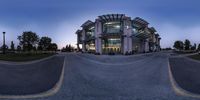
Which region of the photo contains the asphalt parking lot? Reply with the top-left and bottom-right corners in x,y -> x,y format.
44,52 -> 197,100
1,52 -> 200,100
0,56 -> 64,95
169,57 -> 200,94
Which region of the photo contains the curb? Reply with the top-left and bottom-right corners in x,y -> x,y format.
168,58 -> 200,98
0,56 -> 66,99
170,53 -> 198,58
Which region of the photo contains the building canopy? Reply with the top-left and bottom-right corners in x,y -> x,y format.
98,14 -> 125,22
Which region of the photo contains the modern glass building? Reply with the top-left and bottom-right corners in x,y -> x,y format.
76,14 -> 161,54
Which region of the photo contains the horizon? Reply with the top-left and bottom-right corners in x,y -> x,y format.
0,0 -> 200,49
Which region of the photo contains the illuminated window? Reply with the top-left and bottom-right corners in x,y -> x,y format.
103,21 -> 122,33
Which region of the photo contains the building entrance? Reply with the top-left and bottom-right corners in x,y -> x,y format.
102,38 -> 121,54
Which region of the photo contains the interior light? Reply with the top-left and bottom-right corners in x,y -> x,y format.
115,25 -> 120,28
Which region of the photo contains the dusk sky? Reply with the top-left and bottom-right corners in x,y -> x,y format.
0,0 -> 200,49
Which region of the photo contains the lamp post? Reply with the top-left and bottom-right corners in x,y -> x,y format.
2,32 -> 6,54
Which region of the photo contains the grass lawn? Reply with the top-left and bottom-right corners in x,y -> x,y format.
188,54 -> 200,61
0,53 -> 56,62
174,50 -> 197,54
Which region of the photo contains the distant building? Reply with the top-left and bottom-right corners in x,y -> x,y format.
75,14 -> 161,54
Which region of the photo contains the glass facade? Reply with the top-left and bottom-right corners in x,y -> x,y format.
77,14 -> 161,54
85,27 -> 95,52
103,21 -> 122,33
102,38 -> 121,53
86,40 -> 95,52
86,26 -> 95,39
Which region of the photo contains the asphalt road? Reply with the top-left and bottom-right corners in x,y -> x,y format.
169,57 -> 200,94
0,56 -> 64,95
2,52 -> 199,100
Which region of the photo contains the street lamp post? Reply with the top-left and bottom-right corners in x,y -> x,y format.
2,32 -> 6,54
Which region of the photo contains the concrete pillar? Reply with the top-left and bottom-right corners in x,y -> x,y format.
77,43 -> 80,51
128,33 -> 132,52
152,34 -> 156,52
95,19 -> 102,54
155,36 -> 161,52
140,40 -> 145,53
144,39 -> 149,52
123,17 -> 132,54
82,29 -> 86,52
158,38 -> 161,51
76,34 -> 80,51
123,36 -> 128,54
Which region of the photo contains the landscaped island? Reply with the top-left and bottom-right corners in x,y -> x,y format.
188,54 -> 200,61
0,53 -> 56,62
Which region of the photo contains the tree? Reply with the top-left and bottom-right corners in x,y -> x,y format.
17,45 -> 22,52
173,41 -> 184,50
1,44 -> 8,51
198,44 -> 200,51
48,43 -> 58,52
191,43 -> 197,50
184,39 -> 191,50
66,44 -> 73,52
38,36 -> 52,51
61,47 -> 66,52
68,44 -> 71,52
18,31 -> 39,51
65,45 -> 69,52
10,41 -> 15,51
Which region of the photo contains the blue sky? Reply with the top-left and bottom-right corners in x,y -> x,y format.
0,0 -> 200,48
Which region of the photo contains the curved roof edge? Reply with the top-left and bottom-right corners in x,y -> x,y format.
132,17 -> 149,26
98,14 -> 125,22
81,20 -> 94,27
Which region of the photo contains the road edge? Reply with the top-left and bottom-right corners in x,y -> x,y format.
168,58 -> 200,98
0,56 -> 66,99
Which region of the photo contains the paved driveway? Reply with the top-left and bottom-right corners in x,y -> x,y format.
2,52 -> 199,100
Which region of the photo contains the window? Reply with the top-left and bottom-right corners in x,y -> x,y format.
103,21 -> 122,33
86,26 -> 95,38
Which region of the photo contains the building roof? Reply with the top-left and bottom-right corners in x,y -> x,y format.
133,33 -> 151,39
98,14 -> 125,22
148,27 -> 157,32
132,17 -> 149,27
81,20 -> 94,27
75,29 -> 82,34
